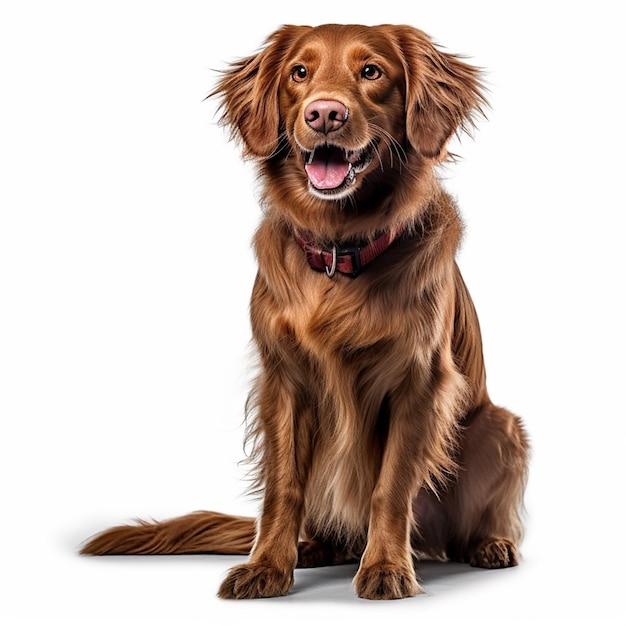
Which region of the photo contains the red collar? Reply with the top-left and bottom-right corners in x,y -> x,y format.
294,227 -> 404,278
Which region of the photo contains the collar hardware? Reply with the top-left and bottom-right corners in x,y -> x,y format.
294,228 -> 403,278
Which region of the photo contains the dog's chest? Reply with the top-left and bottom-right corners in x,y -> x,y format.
278,277 -> 390,358
283,281 -> 342,351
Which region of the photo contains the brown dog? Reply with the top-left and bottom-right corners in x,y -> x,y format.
81,24 -> 529,601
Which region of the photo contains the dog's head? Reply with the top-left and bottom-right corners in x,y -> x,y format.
213,24 -> 486,202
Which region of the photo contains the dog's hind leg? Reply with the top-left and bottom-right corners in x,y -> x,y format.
443,403 -> 529,568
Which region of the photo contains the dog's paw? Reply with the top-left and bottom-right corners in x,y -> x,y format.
468,538 -> 519,569
217,563 -> 294,599
353,563 -> 423,600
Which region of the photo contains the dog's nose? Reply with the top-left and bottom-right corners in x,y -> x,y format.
304,100 -> 348,134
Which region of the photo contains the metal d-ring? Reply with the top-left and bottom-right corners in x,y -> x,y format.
324,245 -> 337,277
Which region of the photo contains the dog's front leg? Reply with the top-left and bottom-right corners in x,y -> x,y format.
353,418 -> 424,600
354,362 -> 465,600
218,375 -> 305,599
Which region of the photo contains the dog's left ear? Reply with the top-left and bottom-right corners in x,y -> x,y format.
384,26 -> 488,159
211,25 -> 308,159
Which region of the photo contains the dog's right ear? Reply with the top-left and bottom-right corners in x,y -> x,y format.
210,25 -> 308,159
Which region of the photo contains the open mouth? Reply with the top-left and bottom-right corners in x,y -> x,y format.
302,142 -> 376,196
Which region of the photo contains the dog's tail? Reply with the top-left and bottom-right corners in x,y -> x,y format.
80,511 -> 255,556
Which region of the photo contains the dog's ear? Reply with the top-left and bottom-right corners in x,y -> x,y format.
211,25 -> 308,159
384,26 -> 487,159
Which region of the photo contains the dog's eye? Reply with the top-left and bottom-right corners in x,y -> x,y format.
361,64 -> 382,80
291,65 -> 308,82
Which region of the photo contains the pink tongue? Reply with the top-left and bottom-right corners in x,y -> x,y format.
305,147 -> 350,189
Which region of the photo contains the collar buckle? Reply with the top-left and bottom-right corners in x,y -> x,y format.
334,243 -> 361,277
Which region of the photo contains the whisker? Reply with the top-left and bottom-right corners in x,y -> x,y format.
372,142 -> 385,171
367,121 -> 408,172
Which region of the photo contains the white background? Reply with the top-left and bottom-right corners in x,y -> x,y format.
1,1 -> 624,624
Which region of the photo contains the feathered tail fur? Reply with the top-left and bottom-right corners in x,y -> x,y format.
80,511 -> 255,556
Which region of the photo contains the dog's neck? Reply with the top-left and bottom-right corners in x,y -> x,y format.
293,228 -> 404,278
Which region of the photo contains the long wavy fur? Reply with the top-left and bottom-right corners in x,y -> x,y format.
81,24 -> 528,601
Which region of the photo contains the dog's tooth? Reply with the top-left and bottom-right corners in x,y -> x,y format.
307,150 -> 315,165
346,165 -> 356,185
345,149 -> 361,164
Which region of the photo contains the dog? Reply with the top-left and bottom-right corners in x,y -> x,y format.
81,23 -> 529,601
